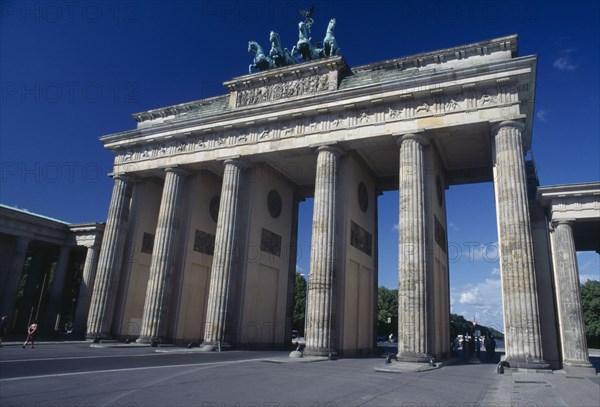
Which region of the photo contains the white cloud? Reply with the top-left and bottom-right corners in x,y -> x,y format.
459,290 -> 481,305
580,274 -> 599,283
577,253 -> 600,283
553,49 -> 578,71
472,243 -> 498,262
491,267 -> 500,276
448,222 -> 459,232
393,223 -> 399,231
536,109 -> 549,122
449,242 -> 499,263
452,278 -> 503,331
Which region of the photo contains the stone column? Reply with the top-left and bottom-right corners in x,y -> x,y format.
138,167 -> 187,343
202,159 -> 245,349
492,120 -> 548,368
305,146 -> 341,356
551,220 -> 592,368
86,175 -> 134,339
18,249 -> 48,328
0,237 -> 30,319
44,245 -> 71,329
74,245 -> 101,333
396,133 -> 429,362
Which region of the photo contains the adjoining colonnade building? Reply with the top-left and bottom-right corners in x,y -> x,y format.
0,34 -> 597,373
0,204 -> 104,335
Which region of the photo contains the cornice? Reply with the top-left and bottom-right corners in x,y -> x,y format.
100,56 -> 536,150
537,182 -> 600,204
350,34 -> 518,74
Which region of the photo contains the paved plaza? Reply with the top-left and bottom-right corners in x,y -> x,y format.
0,342 -> 598,407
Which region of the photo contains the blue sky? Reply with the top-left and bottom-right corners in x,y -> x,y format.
1,0 -> 599,331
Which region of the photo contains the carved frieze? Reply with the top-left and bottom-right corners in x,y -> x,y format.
235,73 -> 331,107
194,230 -> 215,255
115,84 -> 519,165
434,216 -> 447,253
260,228 -> 282,257
141,232 -> 154,254
551,196 -> 600,213
350,220 -> 372,256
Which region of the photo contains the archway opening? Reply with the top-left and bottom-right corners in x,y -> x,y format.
376,190 -> 399,343
576,251 -> 600,353
446,182 -> 504,362
293,197 -> 313,338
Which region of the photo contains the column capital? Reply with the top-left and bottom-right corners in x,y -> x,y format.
164,166 -> 189,177
15,236 -> 31,245
552,219 -> 576,228
491,120 -> 525,134
309,142 -> 343,157
110,173 -> 137,183
221,157 -> 248,169
315,144 -> 343,156
396,132 -> 428,147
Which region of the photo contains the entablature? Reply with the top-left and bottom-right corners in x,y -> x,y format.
104,58 -> 535,175
538,183 -> 600,222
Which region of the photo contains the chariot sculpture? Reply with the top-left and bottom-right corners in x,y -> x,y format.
248,5 -> 340,73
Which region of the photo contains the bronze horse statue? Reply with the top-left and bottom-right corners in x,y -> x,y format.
291,21 -> 323,61
248,41 -> 273,73
323,18 -> 339,57
269,31 -> 297,68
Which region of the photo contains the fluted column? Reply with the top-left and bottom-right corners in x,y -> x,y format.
202,159 -> 245,348
493,120 -> 548,368
551,220 -> 592,367
138,167 -> 187,342
86,175 -> 134,339
396,133 -> 429,362
0,237 -> 30,319
44,245 -> 71,329
74,245 -> 101,332
305,145 -> 341,356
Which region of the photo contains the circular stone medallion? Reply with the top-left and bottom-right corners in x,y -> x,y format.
358,182 -> 368,213
436,175 -> 443,207
209,196 -> 220,223
268,189 -> 282,219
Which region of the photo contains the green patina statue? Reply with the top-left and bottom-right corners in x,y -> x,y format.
248,41 -> 273,73
247,5 -> 339,73
269,31 -> 297,68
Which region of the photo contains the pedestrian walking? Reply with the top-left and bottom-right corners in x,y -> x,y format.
23,320 -> 38,349
0,315 -> 7,347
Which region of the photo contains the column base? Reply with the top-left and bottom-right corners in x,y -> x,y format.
396,351 -> 431,363
86,332 -> 112,341
563,359 -> 593,368
303,346 -> 337,358
136,336 -> 165,347
199,340 -> 232,351
504,355 -> 550,369
563,362 -> 597,376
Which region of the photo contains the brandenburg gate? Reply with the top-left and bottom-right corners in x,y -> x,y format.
81,27 -> 597,371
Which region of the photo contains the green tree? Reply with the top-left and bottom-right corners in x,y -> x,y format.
449,313 -> 472,340
377,286 -> 398,336
292,272 -> 307,335
581,280 -> 600,337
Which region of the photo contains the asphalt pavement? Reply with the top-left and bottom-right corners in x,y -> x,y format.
0,341 -> 598,407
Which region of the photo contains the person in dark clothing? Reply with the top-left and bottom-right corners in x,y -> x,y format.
0,315 -> 7,347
